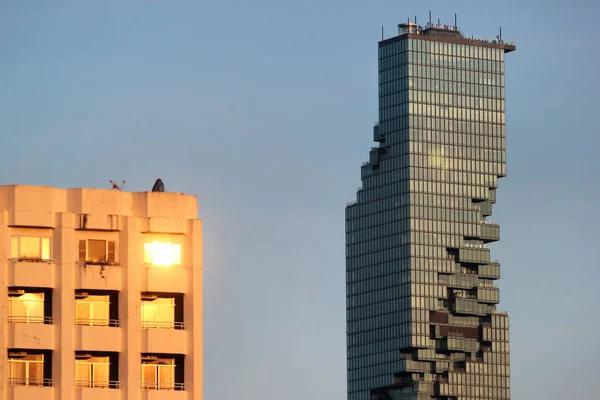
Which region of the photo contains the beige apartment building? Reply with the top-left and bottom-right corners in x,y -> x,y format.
0,185 -> 203,400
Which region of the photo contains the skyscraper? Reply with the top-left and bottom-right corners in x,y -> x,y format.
345,20 -> 515,400
0,185 -> 203,400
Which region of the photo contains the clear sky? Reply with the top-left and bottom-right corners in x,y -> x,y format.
1,0 -> 599,398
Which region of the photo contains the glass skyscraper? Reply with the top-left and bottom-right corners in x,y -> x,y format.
345,20 -> 515,400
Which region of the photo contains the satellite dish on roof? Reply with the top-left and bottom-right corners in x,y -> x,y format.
109,180 -> 126,191
152,179 -> 165,192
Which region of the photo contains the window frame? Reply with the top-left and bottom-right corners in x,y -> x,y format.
74,352 -> 119,389
75,291 -> 119,327
141,355 -> 184,391
10,236 -> 51,261
78,239 -> 117,264
141,294 -> 184,330
7,350 -> 52,387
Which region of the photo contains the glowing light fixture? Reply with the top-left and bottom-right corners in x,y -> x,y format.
144,242 -> 181,266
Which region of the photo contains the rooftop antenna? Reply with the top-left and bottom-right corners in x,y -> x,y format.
109,180 -> 125,191
429,10 -> 432,26
381,25 -> 384,41
500,26 -> 502,40
455,13 -> 457,29
415,15 -> 417,25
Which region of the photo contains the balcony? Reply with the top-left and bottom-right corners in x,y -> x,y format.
480,223 -> 500,243
479,263 -> 501,280
8,322 -> 54,349
76,263 -> 121,291
8,379 -> 54,400
141,328 -> 187,354
479,201 -> 493,216
8,260 -> 55,287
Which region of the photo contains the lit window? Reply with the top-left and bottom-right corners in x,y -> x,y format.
8,351 -> 49,386
8,290 -> 49,324
141,295 -> 183,329
78,240 -> 116,263
76,293 -> 115,327
11,237 -> 51,260
141,356 -> 183,390
144,242 -> 181,266
75,354 -> 112,388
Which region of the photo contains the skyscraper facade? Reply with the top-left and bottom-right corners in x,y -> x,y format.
345,21 -> 515,400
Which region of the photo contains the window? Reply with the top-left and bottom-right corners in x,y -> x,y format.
141,355 -> 184,390
8,289 -> 52,324
11,237 -> 50,261
78,239 -> 116,263
8,350 -> 52,386
75,291 -> 118,327
141,294 -> 184,329
144,242 -> 181,266
75,353 -> 118,388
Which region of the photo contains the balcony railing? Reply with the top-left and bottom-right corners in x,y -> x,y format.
75,380 -> 120,389
7,378 -> 52,387
75,319 -> 120,327
8,316 -> 53,324
141,321 -> 185,330
141,382 -> 185,390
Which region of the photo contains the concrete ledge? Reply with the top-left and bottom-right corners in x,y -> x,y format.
8,323 -> 55,349
75,387 -> 122,400
9,261 -> 55,287
142,389 -> 188,400
141,266 -> 188,294
8,385 -> 55,400
75,325 -> 122,352
76,264 -> 122,291
141,329 -> 187,354
143,217 -> 187,234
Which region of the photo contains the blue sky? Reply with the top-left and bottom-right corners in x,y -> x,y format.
1,0 -> 599,398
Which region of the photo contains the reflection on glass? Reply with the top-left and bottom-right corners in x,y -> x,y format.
141,297 -> 175,329
144,242 -> 181,266
141,358 -> 175,390
76,295 -> 110,326
10,237 -> 51,260
9,292 -> 45,323
75,356 -> 110,387
78,240 -> 116,263
8,354 -> 44,386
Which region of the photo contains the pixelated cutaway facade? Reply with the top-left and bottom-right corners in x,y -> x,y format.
346,21 -> 515,400
0,185 -> 202,400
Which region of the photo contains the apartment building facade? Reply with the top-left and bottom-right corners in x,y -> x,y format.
0,185 -> 203,400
